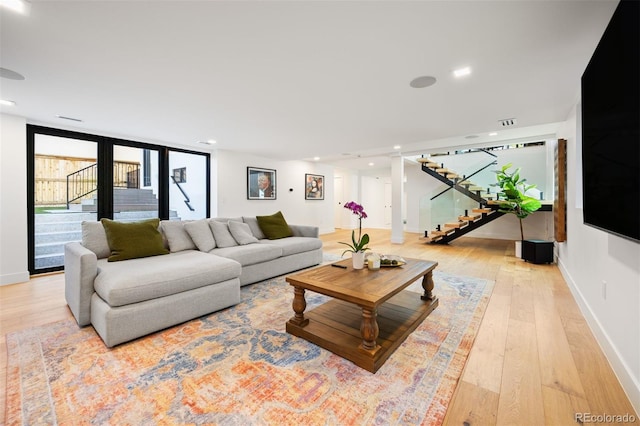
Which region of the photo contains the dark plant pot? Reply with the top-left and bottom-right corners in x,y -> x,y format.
522,240 -> 554,264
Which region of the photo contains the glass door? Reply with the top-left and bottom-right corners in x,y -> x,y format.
168,151 -> 209,220
32,133 -> 98,272
113,146 -> 159,222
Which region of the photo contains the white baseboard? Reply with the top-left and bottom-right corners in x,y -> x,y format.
557,258 -> 640,415
0,270 -> 30,286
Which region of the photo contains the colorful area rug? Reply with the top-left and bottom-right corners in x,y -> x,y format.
6,271 -> 493,425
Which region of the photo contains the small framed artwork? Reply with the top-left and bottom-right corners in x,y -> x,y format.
247,167 -> 276,200
305,174 -> 324,200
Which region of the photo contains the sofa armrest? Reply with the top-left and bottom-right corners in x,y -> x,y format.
289,224 -> 319,238
64,242 -> 98,326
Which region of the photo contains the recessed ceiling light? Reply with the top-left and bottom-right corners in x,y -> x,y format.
0,0 -> 30,14
0,67 -> 25,80
465,135 -> 479,139
0,99 -> 16,106
393,145 -> 401,150
368,162 -> 375,166
409,76 -> 437,88
489,132 -> 498,136
453,67 -> 472,78
313,156 -> 320,161
198,140 -> 216,145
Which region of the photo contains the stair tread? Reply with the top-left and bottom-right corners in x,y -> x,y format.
472,208 -> 493,213
445,221 -> 468,228
459,215 -> 481,221
419,235 -> 442,243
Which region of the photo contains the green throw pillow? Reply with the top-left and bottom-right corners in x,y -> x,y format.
256,211 -> 293,240
101,218 -> 169,262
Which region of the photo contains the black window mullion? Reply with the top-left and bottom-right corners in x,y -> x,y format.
97,140 -> 113,219
158,147 -> 170,220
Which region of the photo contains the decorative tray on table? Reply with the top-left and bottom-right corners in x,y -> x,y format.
366,254 -> 406,267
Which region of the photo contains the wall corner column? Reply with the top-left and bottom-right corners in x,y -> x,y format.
391,155 -> 404,244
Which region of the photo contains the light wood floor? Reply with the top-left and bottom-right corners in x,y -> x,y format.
1,229 -> 637,425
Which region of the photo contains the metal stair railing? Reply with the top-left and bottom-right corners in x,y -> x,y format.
66,163 -> 97,209
421,150 -> 498,205
66,162 -> 142,209
171,175 -> 195,211
419,149 -> 501,244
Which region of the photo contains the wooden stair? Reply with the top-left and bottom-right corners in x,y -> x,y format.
417,153 -> 506,244
421,206 -> 504,244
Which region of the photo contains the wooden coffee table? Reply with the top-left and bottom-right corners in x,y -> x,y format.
285,257 -> 439,373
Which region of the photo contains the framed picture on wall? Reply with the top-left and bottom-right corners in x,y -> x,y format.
247,167 -> 276,200
305,174 -> 324,200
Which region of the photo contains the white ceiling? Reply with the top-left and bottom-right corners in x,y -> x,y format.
0,1 -> 617,169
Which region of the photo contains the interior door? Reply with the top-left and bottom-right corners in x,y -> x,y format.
334,176 -> 343,229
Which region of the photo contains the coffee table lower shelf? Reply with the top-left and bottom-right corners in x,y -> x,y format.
286,290 -> 439,373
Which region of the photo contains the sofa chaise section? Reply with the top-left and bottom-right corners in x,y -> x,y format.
64,214 -> 322,347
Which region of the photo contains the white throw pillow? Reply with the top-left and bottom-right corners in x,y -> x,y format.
209,220 -> 239,248
161,220 -> 196,252
242,216 -> 266,239
81,221 -> 111,259
184,219 -> 216,252
228,220 -> 259,245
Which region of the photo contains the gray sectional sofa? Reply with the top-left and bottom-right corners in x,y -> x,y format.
64,216 -> 323,347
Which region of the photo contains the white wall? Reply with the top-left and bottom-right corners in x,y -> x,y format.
0,114 -> 29,285
214,150 -> 335,234
557,104 -> 640,412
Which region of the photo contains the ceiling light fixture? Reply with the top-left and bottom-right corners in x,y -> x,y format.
0,67 -> 25,80
313,156 -> 320,161
56,115 -> 83,122
0,99 -> 16,106
489,132 -> 498,136
409,76 -> 437,88
0,0 -> 30,14
368,162 -> 375,166
393,145 -> 401,150
453,66 -> 472,78
198,140 -> 216,145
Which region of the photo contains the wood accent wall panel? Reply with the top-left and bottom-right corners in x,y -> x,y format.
554,139 -> 567,242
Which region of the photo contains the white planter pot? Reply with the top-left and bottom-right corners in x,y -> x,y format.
515,240 -> 522,258
352,251 -> 365,269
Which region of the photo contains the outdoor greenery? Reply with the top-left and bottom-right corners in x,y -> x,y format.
35,206 -> 67,214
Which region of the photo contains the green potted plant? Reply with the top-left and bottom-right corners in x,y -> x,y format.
493,163 -> 542,256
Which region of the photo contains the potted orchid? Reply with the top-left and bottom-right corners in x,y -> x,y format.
339,201 -> 370,269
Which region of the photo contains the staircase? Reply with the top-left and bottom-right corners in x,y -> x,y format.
416,153 -> 505,244
35,194 -> 179,270
70,188 -> 161,212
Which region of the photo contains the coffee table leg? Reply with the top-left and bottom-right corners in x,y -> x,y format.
421,270 -> 435,301
359,307 -> 380,354
289,286 -> 309,327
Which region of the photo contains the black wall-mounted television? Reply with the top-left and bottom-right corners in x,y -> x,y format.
581,0 -> 639,243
